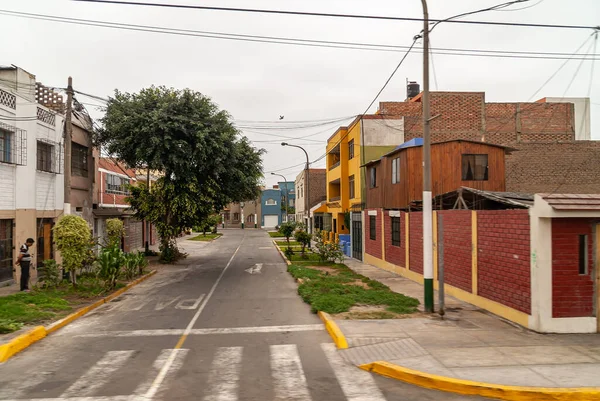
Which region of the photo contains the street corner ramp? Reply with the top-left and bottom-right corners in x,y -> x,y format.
360,361 -> 600,401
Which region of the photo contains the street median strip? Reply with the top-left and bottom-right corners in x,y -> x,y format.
318,311 -> 348,349
360,361 -> 600,401
0,270 -> 157,363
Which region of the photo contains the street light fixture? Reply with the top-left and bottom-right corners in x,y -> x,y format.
281,142 -> 310,232
271,172 -> 289,225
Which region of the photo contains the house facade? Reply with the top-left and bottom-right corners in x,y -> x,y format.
277,181 -> 295,223
222,199 -> 261,229
295,168 -> 326,230
0,66 -> 65,284
261,187 -> 282,228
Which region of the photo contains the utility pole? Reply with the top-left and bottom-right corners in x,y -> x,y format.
145,167 -> 150,253
421,0 -> 434,313
64,77 -> 74,215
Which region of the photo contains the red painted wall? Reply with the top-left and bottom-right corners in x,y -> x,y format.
409,212 -> 423,274
364,210 -> 382,259
438,211 -> 472,293
552,218 -> 595,318
477,210 -> 531,314
384,211 -> 406,267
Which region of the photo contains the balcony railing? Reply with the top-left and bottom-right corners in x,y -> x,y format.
329,161 -> 340,171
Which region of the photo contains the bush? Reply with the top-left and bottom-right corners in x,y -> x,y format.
284,247 -> 295,260
278,222 -> 297,245
294,229 -> 312,257
106,218 -> 124,247
96,244 -> 124,289
159,239 -> 186,263
53,215 -> 92,286
313,230 -> 344,263
38,259 -> 62,288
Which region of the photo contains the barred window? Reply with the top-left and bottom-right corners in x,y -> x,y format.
106,173 -> 129,194
348,139 -> 354,160
369,215 -> 376,240
391,217 -> 401,246
37,141 -> 54,173
72,143 -> 89,177
0,129 -> 12,164
349,175 -> 355,199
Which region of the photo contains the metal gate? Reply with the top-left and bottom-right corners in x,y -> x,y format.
351,213 -> 362,261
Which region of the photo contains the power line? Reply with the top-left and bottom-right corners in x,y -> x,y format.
1,10 -> 599,60
74,0 -> 600,31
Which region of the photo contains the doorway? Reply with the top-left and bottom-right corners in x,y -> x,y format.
351,213 -> 363,261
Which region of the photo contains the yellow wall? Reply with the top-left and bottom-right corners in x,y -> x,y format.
325,119 -> 362,234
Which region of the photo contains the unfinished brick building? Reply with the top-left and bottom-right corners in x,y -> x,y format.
377,92 -> 595,194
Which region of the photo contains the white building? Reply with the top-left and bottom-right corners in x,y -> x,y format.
0,66 -> 65,284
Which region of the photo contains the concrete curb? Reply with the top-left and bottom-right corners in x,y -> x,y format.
273,240 -> 292,266
0,270 -> 157,363
360,361 -> 600,401
318,311 -> 348,349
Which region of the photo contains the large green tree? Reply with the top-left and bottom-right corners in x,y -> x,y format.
97,86 -> 263,261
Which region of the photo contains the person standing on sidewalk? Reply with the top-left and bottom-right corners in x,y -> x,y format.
15,238 -> 35,292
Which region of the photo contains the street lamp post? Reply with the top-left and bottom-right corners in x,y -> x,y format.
271,172 -> 289,226
281,143 -> 309,232
240,201 -> 245,229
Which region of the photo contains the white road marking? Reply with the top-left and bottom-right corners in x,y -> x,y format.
132,349 -> 188,397
244,263 -> 263,274
75,324 -> 324,338
155,296 -> 182,310
175,294 -> 205,310
321,343 -> 386,401
126,299 -> 151,311
61,350 -> 135,398
270,344 -> 312,401
259,247 -> 271,249
203,347 -> 243,401
143,241 -> 243,399
0,396 -> 132,401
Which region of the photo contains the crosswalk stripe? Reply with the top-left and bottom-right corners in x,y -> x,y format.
203,347 -> 243,401
60,350 -> 135,398
270,344 -> 312,401
321,343 -> 386,401
133,349 -> 188,397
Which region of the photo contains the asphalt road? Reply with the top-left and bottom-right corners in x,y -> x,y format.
0,229 -> 490,401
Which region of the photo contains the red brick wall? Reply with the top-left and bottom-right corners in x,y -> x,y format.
477,210 -> 531,314
438,211 -> 472,293
364,210 -> 382,260
552,218 -> 595,318
384,211 -> 406,267
409,212 -> 423,274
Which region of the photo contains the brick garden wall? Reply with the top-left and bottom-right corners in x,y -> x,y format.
438,211 -> 472,293
477,210 -> 531,314
409,212 -> 423,274
384,211 -> 406,267
552,218 -> 595,318
364,210 -> 382,260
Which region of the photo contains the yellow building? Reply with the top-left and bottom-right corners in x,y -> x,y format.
322,115 -> 404,234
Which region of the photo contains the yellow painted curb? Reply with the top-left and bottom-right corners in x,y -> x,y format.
274,240 -> 292,266
360,361 -> 600,401
318,311 -> 348,349
0,270 -> 157,363
0,326 -> 46,363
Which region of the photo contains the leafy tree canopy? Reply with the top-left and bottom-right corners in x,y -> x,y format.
97,86 -> 263,259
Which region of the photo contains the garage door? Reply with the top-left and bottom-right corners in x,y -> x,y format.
263,215 -> 279,228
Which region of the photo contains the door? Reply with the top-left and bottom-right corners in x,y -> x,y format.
264,215 -> 279,228
351,213 -> 362,261
0,219 -> 13,282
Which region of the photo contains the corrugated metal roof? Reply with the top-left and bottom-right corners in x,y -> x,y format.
541,194 -> 600,210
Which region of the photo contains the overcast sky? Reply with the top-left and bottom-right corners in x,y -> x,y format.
2,0 -> 598,187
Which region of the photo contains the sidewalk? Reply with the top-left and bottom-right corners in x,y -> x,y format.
338,257 -> 600,388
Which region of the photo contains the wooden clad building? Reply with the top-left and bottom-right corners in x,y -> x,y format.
364,139 -> 508,210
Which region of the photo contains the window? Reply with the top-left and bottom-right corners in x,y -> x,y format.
462,154 -> 489,181
391,217 -> 401,246
369,167 -> 377,188
289,199 -> 295,207
106,173 -> 129,194
349,175 -> 355,199
224,212 -> 230,221
72,143 -> 89,177
0,129 -> 12,163
314,215 -> 324,231
579,234 -> 588,275
247,215 -> 254,223
369,216 -> 376,240
348,139 -> 354,160
233,213 -> 239,221
391,157 -> 400,184
37,141 -> 54,173
265,198 -> 277,206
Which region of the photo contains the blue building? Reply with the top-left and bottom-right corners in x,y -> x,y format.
260,182 -> 295,228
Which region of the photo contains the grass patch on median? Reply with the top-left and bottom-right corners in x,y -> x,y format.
287,264 -> 419,316
189,233 -> 223,241
0,277 -> 117,334
268,231 -> 285,238
275,240 -> 301,246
